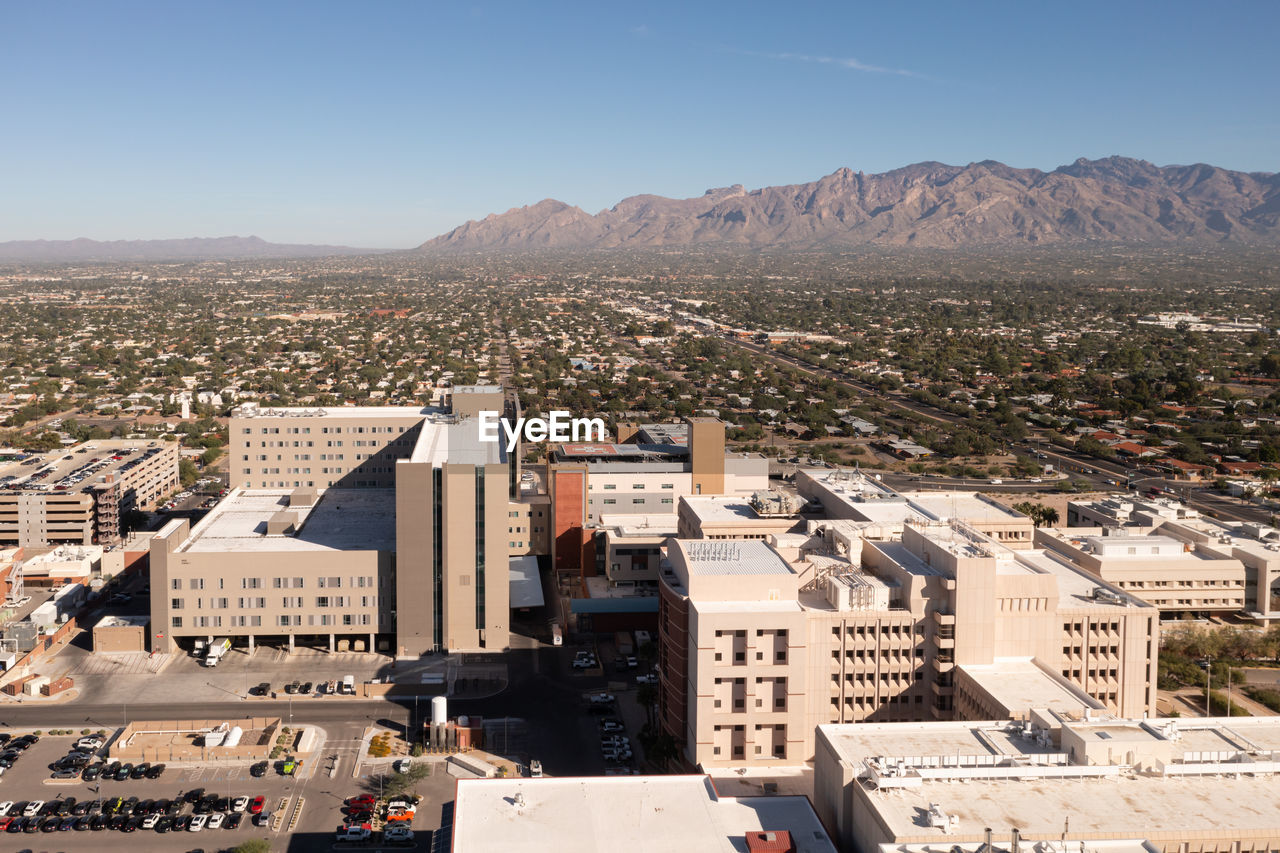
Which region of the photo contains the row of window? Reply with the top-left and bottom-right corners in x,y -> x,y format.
589,498 -> 673,505
170,596 -> 376,610
833,648 -> 926,661
593,483 -> 675,490
172,613 -> 374,628
1062,645 -> 1121,657
244,425 -> 406,435
173,576 -> 377,591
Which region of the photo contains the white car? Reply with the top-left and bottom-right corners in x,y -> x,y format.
232,796 -> 249,813
142,814 -> 160,829
0,801 -> 12,817
75,736 -> 104,751
636,674 -> 658,685
529,759 -> 543,778
208,812 -> 226,829
189,813 -> 208,832
385,825 -> 415,842
23,800 -> 44,817
337,824 -> 372,841
393,758 -> 413,774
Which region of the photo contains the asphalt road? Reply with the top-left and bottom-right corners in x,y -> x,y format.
1,644 -> 641,779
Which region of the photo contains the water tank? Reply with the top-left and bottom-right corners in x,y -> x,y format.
457,715 -> 470,728
431,695 -> 448,727
223,725 -> 244,748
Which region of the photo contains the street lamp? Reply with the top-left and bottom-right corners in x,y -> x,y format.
1204,656 -> 1213,716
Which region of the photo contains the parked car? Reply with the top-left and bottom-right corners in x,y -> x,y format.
250,761 -> 268,777
385,824 -> 415,842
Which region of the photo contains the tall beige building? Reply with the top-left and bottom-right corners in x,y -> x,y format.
658,513 -> 1158,768
150,388 -> 515,657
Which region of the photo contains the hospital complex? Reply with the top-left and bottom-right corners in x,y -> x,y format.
30,382 -> 1269,852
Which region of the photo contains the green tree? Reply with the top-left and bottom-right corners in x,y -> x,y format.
381,762 -> 431,800
179,458 -> 199,487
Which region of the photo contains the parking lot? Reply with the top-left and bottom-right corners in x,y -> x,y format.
0,727 -> 441,849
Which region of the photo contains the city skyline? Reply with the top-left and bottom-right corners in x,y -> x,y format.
3,0 -> 1278,246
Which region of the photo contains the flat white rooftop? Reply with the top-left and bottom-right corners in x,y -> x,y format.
1021,550 -> 1150,610
822,717 -> 1280,846
451,775 -> 837,853
958,657 -> 1102,717
680,540 -> 796,576
181,489 -> 395,552
509,555 -> 545,609
408,414 -> 504,467
682,496 -> 772,524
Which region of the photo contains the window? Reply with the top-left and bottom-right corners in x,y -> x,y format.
189,579 -> 204,590
171,598 -> 184,609
316,596 -> 330,608
171,617 -> 182,628
241,578 -> 261,589
632,483 -> 644,489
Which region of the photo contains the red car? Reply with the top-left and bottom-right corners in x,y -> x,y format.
345,795 -> 375,807
249,796 -> 265,815
0,818 -> 11,831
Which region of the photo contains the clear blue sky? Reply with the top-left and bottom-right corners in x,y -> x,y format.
3,1 -> 1277,247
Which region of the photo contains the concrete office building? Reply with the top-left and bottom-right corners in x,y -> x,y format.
0,440 -> 178,547
1069,496 -> 1280,620
796,469 -> 1036,548
658,516 -> 1158,769
547,418 -> 768,574
1035,526 -> 1247,616
814,715 -> 1280,853
151,388 -> 515,657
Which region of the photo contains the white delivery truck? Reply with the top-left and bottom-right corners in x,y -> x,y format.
204,637 -> 232,667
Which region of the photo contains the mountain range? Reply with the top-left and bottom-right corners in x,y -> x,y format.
0,235 -> 377,263
417,156 -> 1280,252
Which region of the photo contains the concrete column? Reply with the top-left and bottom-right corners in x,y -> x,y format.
248,635 -> 254,654
329,633 -> 335,653
288,634 -> 295,653
369,632 -> 375,654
